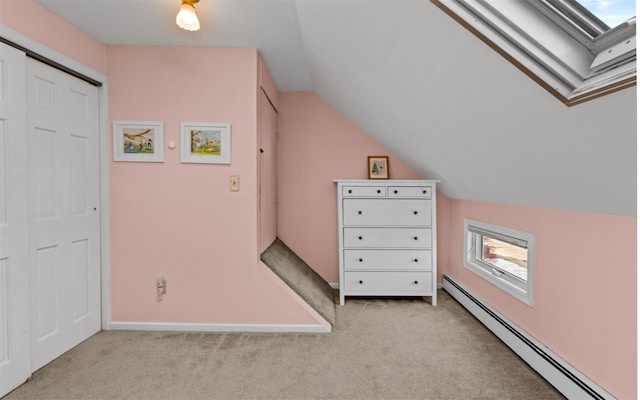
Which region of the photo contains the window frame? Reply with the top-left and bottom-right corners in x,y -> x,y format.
431,0 -> 636,106
463,218 -> 535,306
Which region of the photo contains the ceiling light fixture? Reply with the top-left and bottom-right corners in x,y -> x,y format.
176,0 -> 200,32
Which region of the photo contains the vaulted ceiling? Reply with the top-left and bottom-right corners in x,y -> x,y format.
35,0 -> 637,216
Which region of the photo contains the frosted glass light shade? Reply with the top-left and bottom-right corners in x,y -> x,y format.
176,3 -> 200,31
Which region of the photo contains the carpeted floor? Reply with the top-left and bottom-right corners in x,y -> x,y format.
4,290 -> 564,400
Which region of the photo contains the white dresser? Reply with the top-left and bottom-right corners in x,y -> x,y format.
335,180 -> 438,306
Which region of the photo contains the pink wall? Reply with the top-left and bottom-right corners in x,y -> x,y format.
447,199 -> 636,399
108,46 -> 322,326
277,92 -> 451,283
0,0 -> 107,74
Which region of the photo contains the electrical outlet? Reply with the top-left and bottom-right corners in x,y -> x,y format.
230,175 -> 240,192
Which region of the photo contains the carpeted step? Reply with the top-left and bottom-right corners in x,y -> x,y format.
261,238 -> 336,327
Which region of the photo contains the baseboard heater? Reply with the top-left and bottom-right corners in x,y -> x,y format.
442,275 -> 614,400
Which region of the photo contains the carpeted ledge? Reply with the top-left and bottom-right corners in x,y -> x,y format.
261,238 -> 336,326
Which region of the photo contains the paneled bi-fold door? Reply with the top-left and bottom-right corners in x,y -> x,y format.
26,59 -> 101,372
0,42 -> 31,399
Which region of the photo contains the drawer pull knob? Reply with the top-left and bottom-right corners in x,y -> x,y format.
359,258 -> 363,262
358,236 -> 363,240
358,210 -> 362,215
377,189 -> 381,194
394,190 -> 398,194
423,190 -> 427,194
413,236 -> 418,240
413,258 -> 419,262
413,211 -> 418,215
359,280 -> 364,284
348,189 -> 352,194
413,280 -> 419,285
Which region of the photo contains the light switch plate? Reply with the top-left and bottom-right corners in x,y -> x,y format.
230,175 -> 240,192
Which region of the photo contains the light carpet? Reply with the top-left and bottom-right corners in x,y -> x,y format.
4,290 -> 564,400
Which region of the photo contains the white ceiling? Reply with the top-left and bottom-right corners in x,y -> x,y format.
34,0 -> 637,216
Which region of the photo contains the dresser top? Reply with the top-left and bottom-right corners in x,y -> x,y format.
334,179 -> 440,184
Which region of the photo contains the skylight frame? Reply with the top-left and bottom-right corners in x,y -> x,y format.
431,0 -> 636,106
538,0 -> 610,40
526,0 -> 636,54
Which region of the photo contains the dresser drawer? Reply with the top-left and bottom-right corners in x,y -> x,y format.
343,227 -> 432,248
344,249 -> 432,271
344,271 -> 433,293
388,186 -> 432,198
342,186 -> 386,197
343,199 -> 431,226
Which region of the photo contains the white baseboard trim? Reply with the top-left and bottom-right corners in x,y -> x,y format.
442,274 -> 614,400
109,322 -> 329,333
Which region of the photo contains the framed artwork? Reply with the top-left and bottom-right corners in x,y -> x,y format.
368,156 -> 389,179
113,121 -> 164,162
180,122 -> 231,164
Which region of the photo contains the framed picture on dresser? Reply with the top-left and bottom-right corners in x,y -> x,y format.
367,156 -> 389,179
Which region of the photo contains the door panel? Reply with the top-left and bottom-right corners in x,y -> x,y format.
0,260 -> 8,358
72,239 -> 90,321
71,135 -> 89,214
27,59 -> 101,371
0,43 -> 31,398
34,127 -> 57,218
35,246 -> 58,340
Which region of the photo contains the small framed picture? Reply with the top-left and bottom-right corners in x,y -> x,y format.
113,121 -> 164,162
180,122 -> 231,164
368,156 -> 389,179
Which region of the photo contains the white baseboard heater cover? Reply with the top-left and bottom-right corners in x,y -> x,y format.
442,275 -> 615,400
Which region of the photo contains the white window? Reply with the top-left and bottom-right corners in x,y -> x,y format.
432,0 -> 636,106
464,219 -> 535,306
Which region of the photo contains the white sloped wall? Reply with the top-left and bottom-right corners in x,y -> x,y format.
294,0 -> 636,216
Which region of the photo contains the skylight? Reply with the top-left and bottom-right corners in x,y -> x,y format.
432,0 -> 636,106
576,0 -> 635,29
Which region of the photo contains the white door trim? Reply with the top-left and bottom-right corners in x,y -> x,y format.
0,25 -> 107,83
1,23 -> 111,330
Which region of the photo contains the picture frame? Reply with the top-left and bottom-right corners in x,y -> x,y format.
113,121 -> 164,162
367,156 -> 390,179
180,122 -> 231,164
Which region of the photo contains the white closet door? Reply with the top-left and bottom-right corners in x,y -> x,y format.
27,59 -> 101,371
0,43 -> 31,398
